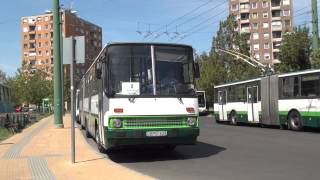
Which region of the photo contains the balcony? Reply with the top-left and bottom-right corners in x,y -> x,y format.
271,0 -> 281,10
239,0 -> 249,3
272,21 -> 282,31
241,24 -> 251,33
272,10 -> 281,20
240,3 -> 250,13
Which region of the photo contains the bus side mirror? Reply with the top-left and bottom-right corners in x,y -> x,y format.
194,63 -> 200,79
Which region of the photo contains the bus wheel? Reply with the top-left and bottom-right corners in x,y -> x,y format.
85,119 -> 91,138
230,111 -> 237,126
289,111 -> 303,131
95,127 -> 106,153
280,124 -> 287,130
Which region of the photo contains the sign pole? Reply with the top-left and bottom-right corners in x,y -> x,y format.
71,36 -> 76,163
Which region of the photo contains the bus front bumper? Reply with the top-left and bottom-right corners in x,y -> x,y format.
105,128 -> 199,148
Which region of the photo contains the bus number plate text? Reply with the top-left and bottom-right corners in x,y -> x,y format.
146,131 -> 167,137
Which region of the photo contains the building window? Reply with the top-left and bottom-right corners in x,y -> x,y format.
253,33 -> 259,40
284,20 -> 291,27
45,33 -> 49,38
264,53 -> 270,60
37,17 -> 42,22
46,59 -> 49,64
263,22 -> 269,28
23,27 -> 28,32
255,53 -> 260,60
38,42 -> 42,48
253,44 -> 259,50
262,1 -> 269,8
283,10 -> 290,16
24,35 -> 28,40
252,13 -> 258,19
264,33 -> 270,39
45,16 -> 49,21
252,2 -> 257,9
283,0 -> 290,5
38,34 -> 42,39
264,42 -> 270,49
45,41 -> 49,46
37,26 -> 42,31
38,51 -> 42,56
23,44 -> 28,49
231,4 -> 238,11
252,23 -> 258,29
46,50 -> 49,56
30,43 -> 35,49
23,19 -> 27,23
45,25 -> 49,30
263,12 -> 268,18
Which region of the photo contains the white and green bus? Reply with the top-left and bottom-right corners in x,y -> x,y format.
214,69 -> 320,131
77,42 -> 200,151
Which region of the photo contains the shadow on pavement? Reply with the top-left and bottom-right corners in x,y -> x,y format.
108,141 -> 226,163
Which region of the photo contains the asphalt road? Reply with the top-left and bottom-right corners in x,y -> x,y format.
82,116 -> 320,180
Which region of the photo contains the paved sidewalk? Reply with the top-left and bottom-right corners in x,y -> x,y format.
0,115 -> 152,180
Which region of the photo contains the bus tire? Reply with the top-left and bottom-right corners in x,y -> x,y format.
95,126 -> 106,153
85,119 -> 91,138
230,111 -> 237,126
288,111 -> 303,131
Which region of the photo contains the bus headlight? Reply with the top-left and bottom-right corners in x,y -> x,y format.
112,119 -> 122,128
187,117 -> 196,126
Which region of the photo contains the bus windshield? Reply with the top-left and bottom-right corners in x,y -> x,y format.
107,44 -> 195,97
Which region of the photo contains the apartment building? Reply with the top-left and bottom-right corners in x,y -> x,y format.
229,0 -> 293,64
21,9 -> 102,80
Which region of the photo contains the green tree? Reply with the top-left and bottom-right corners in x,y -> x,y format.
213,15 -> 260,82
276,26 -> 311,73
311,48 -> 320,68
7,69 -> 52,106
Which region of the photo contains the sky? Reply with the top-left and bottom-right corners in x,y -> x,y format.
0,0 -> 314,76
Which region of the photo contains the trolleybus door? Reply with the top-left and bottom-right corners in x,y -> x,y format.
218,90 -> 227,121
247,86 -> 259,123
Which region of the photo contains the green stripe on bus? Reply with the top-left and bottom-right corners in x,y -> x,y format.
279,111 -> 320,117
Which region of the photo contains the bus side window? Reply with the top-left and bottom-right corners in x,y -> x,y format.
282,76 -> 300,98
301,74 -> 320,97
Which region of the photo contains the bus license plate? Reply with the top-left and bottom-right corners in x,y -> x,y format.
146,131 -> 167,137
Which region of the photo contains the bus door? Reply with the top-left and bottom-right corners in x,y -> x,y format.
247,86 -> 259,123
218,90 -> 227,121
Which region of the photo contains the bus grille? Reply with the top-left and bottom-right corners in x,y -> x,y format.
123,119 -> 188,128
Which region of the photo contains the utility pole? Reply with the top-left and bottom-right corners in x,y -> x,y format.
53,0 -> 64,128
312,0 -> 319,50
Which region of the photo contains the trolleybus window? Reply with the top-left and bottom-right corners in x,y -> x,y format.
107,44 -> 195,97
282,76 -> 300,98
155,46 -> 194,96
301,74 -> 320,97
108,45 -> 153,96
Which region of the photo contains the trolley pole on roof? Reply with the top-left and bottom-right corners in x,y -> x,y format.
53,0 -> 64,128
312,0 -> 319,50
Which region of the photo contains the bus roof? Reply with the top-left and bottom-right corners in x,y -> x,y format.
107,42 -> 193,49
214,77 -> 261,89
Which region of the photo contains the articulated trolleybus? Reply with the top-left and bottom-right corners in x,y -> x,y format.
214,69 -> 320,131
77,42 -> 200,151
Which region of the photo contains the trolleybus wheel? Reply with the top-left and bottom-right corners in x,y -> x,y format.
95,127 -> 106,153
85,119 -> 91,138
230,111 -> 237,126
289,111 -> 303,131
